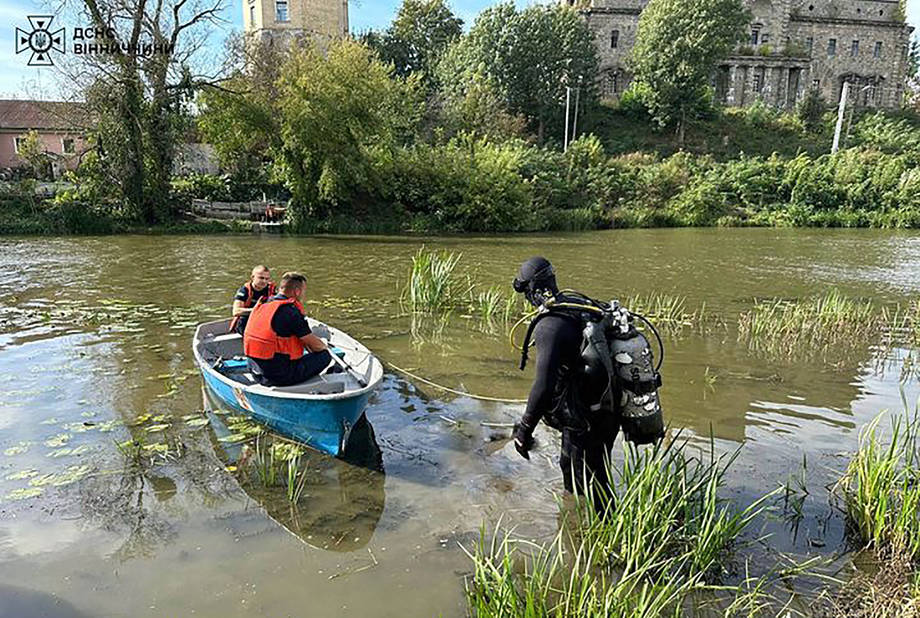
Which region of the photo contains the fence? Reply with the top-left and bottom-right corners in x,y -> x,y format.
191,199 -> 286,222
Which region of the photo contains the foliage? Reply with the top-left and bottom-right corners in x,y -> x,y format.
839,412 -> 920,560
437,2 -> 599,142
797,88 -> 826,133
362,0 -> 462,87
274,39 -> 424,226
15,130 -> 51,180
63,0 -> 219,224
466,436 -> 780,617
436,74 -> 529,142
630,0 -> 750,141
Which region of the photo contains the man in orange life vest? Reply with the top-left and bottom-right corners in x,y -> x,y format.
231,265 -> 276,334
243,272 -> 340,386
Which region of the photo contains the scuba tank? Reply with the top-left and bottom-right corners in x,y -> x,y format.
520,295 -> 665,445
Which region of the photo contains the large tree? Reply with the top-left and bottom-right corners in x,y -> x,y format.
630,0 -> 749,143
201,39 -> 424,227
437,2 -> 598,142
60,0 -> 224,222
363,0 -> 463,86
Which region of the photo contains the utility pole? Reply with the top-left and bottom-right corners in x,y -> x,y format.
572,86 -> 581,144
564,87 -> 572,152
831,81 -> 849,154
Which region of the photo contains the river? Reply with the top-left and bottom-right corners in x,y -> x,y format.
1,228 -> 919,616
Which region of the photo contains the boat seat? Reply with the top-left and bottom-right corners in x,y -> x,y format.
272,376 -> 347,395
202,333 -> 243,359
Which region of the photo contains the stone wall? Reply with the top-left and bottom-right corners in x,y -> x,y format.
579,0 -> 913,109
244,0 -> 347,45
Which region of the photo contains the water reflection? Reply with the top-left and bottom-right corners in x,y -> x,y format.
205,389 -> 385,552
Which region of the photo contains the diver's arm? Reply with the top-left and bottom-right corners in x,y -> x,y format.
520,327 -> 563,430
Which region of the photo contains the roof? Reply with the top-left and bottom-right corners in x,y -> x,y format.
0,99 -> 89,131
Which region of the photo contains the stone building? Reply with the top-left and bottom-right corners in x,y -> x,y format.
573,0 -> 914,109
243,0 -> 348,47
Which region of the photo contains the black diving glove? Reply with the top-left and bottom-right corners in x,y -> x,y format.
512,422 -> 535,460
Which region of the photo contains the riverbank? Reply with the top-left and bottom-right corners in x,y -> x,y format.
4,108 -> 919,236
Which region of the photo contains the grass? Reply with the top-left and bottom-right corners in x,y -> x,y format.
837,412 -> 920,561
401,247 -> 468,313
465,435 -> 783,617
821,410 -> 920,617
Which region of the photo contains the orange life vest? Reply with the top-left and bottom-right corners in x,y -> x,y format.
229,281 -> 277,333
241,281 -> 276,308
243,297 -> 305,360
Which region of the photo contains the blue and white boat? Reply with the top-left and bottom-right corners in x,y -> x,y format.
192,318 -> 384,457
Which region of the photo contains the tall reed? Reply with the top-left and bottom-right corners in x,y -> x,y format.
402,248 -> 467,313
838,412 -> 920,561
465,435 -> 780,617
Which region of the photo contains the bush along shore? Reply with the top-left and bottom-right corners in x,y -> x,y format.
465,412 -> 920,617
5,106 -> 920,236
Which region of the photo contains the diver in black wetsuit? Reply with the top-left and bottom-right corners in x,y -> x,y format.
511,257 -> 619,497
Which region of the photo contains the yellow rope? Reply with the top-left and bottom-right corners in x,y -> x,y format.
388,362 -> 528,404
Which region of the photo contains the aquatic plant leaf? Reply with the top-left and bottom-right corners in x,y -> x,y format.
47,448 -> 73,458
43,434 -> 70,448
145,424 -> 170,433
3,443 -> 30,456
96,420 -> 120,432
29,473 -> 58,486
143,443 -> 170,453
218,433 -> 249,444
5,469 -> 39,481
186,418 -> 209,427
5,487 -> 43,500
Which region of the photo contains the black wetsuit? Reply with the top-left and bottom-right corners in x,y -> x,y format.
522,313 -> 619,495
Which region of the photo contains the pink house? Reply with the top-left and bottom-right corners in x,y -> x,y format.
0,99 -> 89,178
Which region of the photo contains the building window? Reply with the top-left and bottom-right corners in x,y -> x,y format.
812,79 -> 821,90
753,72 -> 763,93
806,37 -> 813,54
275,0 -> 288,22
249,2 -> 255,24
751,29 -> 760,46
851,40 -> 859,57
609,72 -> 618,95
827,38 -> 836,57
874,41 -> 882,58
610,30 -> 619,49
761,34 -> 770,44
61,138 -> 75,154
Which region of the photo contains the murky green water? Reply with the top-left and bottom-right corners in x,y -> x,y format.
1,229 -> 919,616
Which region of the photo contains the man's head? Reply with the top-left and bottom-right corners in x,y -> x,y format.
513,257 -> 558,307
279,272 -> 307,300
250,265 -> 272,291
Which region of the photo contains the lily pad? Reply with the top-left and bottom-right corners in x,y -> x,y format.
186,418 -> 209,428
145,424 -> 170,433
217,433 -> 248,444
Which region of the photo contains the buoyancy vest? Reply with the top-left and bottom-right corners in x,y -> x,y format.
229,282 -> 277,333
241,281 -> 277,307
243,297 -> 305,360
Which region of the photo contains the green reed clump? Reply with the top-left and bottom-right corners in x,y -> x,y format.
465,436 -> 780,617
402,248 -> 467,313
838,412 -> 920,561
738,290 -> 893,357
625,292 -> 702,327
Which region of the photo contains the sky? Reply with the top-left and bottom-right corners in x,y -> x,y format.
1,0 -> 918,99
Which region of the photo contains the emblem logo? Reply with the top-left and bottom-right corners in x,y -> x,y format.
15,16 -> 65,66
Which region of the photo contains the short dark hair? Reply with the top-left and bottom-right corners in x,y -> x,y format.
279,272 -> 306,291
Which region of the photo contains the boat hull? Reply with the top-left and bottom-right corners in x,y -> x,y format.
200,368 -> 370,456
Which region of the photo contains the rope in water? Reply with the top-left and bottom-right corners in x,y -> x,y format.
387,362 -> 528,404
